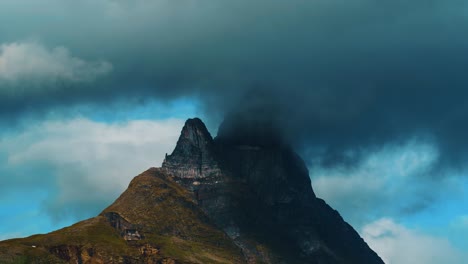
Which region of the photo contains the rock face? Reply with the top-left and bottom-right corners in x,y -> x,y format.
0,117 -> 384,264
162,118 -> 221,179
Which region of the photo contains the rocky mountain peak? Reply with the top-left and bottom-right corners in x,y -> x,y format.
178,117 -> 213,148
163,118 -> 383,263
162,118 -> 221,179
0,117 -> 384,264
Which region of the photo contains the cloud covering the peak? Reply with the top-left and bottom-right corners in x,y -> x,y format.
1,0 -> 468,171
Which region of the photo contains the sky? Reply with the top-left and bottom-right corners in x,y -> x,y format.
1,1 -> 468,263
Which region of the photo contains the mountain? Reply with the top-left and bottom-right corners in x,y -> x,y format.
0,118 -> 384,264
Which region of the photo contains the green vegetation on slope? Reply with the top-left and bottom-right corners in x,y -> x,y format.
0,168 -> 245,264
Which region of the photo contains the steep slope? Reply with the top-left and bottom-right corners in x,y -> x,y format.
0,117 -> 383,264
0,169 -> 245,264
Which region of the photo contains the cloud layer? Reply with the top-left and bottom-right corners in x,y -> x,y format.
0,118 -> 183,222
310,139 -> 445,225
0,42 -> 112,84
1,0 -> 468,172
362,218 -> 466,264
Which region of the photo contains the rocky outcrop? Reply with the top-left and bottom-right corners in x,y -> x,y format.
48,246 -> 101,264
162,118 -> 221,179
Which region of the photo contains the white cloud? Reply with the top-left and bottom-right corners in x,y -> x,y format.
0,117 -> 184,220
0,41 -> 112,89
309,140 -> 441,225
362,218 -> 465,264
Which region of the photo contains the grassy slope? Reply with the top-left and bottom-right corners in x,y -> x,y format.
0,168 -> 245,264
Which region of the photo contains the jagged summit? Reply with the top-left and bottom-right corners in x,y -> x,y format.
177,118 -> 213,149
162,118 -> 221,179
0,117 -> 384,264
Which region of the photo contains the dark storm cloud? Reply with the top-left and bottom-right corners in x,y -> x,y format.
2,0 -> 468,169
